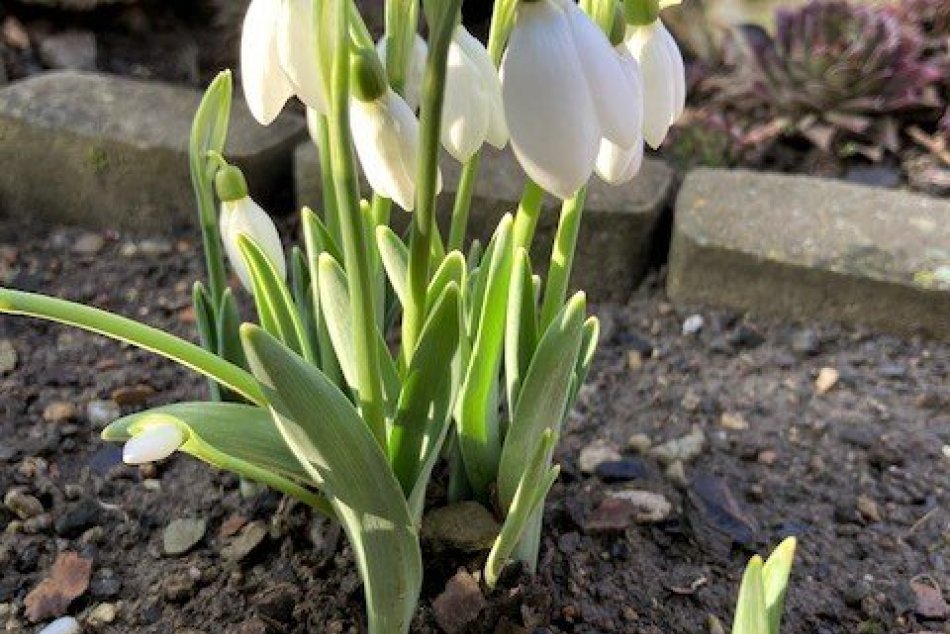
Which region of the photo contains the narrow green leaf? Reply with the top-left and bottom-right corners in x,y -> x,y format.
101,402 -> 331,516
291,246 -> 321,360
301,207 -> 345,389
240,325 -> 421,634
217,288 -> 248,373
485,429 -> 558,588
189,70 -> 232,181
569,316 -> 600,406
425,250 -> 466,316
388,284 -> 461,515
732,556 -> 769,634
376,225 -> 410,308
504,247 -> 537,412
238,235 -> 312,362
0,289 -> 264,405
497,292 -> 586,511
763,537 -> 797,634
192,282 -> 221,401
457,214 -> 513,498
301,206 -> 344,263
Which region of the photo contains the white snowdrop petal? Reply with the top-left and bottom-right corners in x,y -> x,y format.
241,0 -> 294,125
377,33 -> 428,111
350,90 -> 420,210
563,1 -> 641,148
306,106 -> 321,143
626,24 -> 676,149
502,0 -> 599,199
123,424 -> 185,465
455,26 -> 508,148
659,22 -> 687,122
220,197 -> 287,292
442,40 -> 490,162
277,0 -> 327,114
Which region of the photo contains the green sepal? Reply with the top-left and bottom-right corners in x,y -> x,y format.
497,292 -> 586,511
101,402 -> 330,516
240,324 -> 421,634
485,429 -> 559,588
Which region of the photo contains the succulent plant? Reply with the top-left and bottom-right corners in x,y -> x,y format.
713,0 -> 944,160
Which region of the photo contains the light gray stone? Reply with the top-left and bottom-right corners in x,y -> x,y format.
37,31 -> 97,71
669,169 -> 950,339
0,71 -> 305,232
163,517 -> 206,556
295,143 -> 675,301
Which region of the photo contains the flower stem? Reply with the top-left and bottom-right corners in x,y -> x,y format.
539,187 -> 587,329
312,113 -> 343,248
512,181 -> 544,250
327,0 -> 386,447
447,153 -> 481,252
402,0 -> 461,361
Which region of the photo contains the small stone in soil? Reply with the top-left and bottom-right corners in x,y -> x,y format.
607,490 -> 673,524
110,384 -> 155,406
594,458 -> 649,483
910,580 -> 950,619
720,412 -> 749,431
162,573 -> 196,603
432,570 -> 487,634
682,314 -> 704,335
42,401 -> 77,423
54,497 -> 102,538
857,495 -> 883,523
87,602 -> 117,626
86,400 -> 121,429
422,501 -> 500,552
163,518 -> 207,556
815,367 -> 840,394
221,520 -> 268,562
70,231 -> 105,255
4,488 -> 44,519
650,426 -> 706,465
627,433 -> 652,454
665,460 -> 688,487
0,338 -> 16,374
37,616 -> 81,634
790,328 -> 821,356
686,472 -> 760,551
579,440 -> 622,474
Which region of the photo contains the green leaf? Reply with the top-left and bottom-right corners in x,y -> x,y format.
426,250 -> 466,316
763,537 -> 797,634
569,316 -> 599,406
301,206 -> 344,264
376,225 -> 409,309
317,253 -> 400,413
237,235 -> 313,362
497,292 -> 586,511
189,70 -> 232,184
457,214 -> 513,498
732,555 -> 769,634
240,324 -> 421,634
0,289 -> 264,406
504,247 -> 537,412
291,246 -> 320,361
485,429 -> 559,588
217,288 -> 248,373
101,402 -> 330,516
300,207 -> 345,389
192,282 -> 220,401
388,283 -> 461,516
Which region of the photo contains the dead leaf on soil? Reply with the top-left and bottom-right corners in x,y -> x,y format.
24,551 -> 93,622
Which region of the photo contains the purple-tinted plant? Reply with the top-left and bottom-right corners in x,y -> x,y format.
722,0 -> 944,160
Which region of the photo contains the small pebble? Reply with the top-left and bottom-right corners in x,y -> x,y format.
607,490 -> 672,524
86,400 -> 121,429
594,459 -> 648,483
627,433 -> 652,454
87,602 -> 117,626
163,518 -> 207,556
0,339 -> 16,374
71,232 -> 105,256
756,450 -> 778,466
790,329 -> 821,356
856,495 -> 882,523
43,401 -> 77,423
720,412 -> 749,431
815,367 -> 839,395
4,488 -> 44,519
38,616 -> 80,634
650,426 -> 706,465
579,441 -> 622,474
682,314 -> 704,336
665,460 -> 688,487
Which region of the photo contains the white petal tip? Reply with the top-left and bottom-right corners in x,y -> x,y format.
123,424 -> 185,465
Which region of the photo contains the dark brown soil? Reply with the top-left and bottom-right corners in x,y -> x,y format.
1,218 -> 949,633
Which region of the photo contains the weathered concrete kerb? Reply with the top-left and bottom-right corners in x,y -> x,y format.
296,144 -> 677,302
668,169 -> 950,339
0,71 -> 304,233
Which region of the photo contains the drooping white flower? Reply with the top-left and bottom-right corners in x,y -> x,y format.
376,33 -> 428,111
501,0 -> 600,199
451,26 -> 508,151
350,88 -> 423,211
215,163 -> 286,292
240,0 -> 326,126
623,19 -> 686,149
123,423 -> 185,465
595,49 -> 645,184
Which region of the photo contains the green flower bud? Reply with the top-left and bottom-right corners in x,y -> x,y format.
350,47 -> 388,103
624,0 -> 659,26
214,164 -> 249,203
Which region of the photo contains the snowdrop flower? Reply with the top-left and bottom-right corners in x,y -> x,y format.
623,19 -> 685,149
501,0 -> 643,199
595,49 -> 645,184
376,33 -> 428,111
123,423 -> 185,465
350,48 -> 439,211
215,164 -> 287,291
441,25 -> 508,163
241,0 -> 326,126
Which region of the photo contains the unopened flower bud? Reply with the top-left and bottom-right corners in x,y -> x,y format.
351,47 -> 389,103
123,423 -> 184,465
214,164 -> 249,203
624,0 -> 660,26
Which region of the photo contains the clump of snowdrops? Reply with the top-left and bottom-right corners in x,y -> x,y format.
0,0 -> 688,631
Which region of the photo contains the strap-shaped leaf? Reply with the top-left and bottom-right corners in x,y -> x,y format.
497,292 -> 586,510
192,282 -> 220,401
101,402 -> 330,516
317,254 -> 400,412
238,235 -> 312,362
569,316 -> 599,407
240,325 -> 421,634
763,537 -> 797,634
457,215 -> 513,498
300,207 -> 345,389
389,283 -> 461,511
426,251 -> 466,316
301,206 -> 344,264
291,246 -> 321,361
485,429 -> 559,588
217,288 -> 248,372
504,248 -> 538,413
376,225 -> 409,309
732,555 -> 769,634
